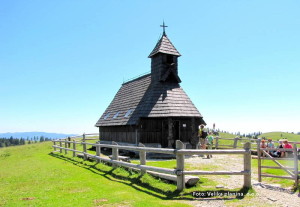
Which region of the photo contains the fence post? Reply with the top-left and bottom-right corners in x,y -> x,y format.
215,136 -> 219,149
243,142 -> 251,188
293,144 -> 298,186
72,139 -> 76,157
67,137 -> 71,148
82,133 -> 87,160
139,143 -> 146,174
64,139 -> 67,155
59,140 -> 62,153
112,141 -> 119,168
96,143 -> 101,163
176,140 -> 185,191
53,140 -> 56,151
233,137 -> 239,148
257,138 -> 262,182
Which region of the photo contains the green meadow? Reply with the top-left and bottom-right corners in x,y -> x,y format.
0,141 -> 252,207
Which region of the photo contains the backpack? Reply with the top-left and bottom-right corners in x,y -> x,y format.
200,131 -> 208,138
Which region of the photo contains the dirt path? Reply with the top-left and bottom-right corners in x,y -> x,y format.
184,155 -> 300,207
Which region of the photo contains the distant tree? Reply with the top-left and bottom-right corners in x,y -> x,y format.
14,139 -> 20,145
9,136 -> 14,144
40,136 -> 45,142
20,138 -> 25,145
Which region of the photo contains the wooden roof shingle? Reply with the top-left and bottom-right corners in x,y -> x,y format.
95,74 -> 202,127
148,34 -> 181,58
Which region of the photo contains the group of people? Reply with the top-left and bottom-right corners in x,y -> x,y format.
260,138 -> 293,157
198,124 -> 215,159
197,124 -> 295,159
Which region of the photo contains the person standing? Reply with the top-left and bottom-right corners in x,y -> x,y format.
206,132 -> 214,159
198,124 -> 208,150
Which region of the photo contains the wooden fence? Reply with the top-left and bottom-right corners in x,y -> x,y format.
52,135 -> 252,191
255,138 -> 299,186
215,137 -> 299,186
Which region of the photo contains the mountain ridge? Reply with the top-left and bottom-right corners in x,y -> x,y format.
0,132 -> 78,139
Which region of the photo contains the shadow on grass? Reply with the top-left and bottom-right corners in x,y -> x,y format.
48,152 -> 251,201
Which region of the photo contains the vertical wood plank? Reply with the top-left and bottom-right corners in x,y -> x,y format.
59,140 -> 62,153
243,142 -> 251,188
112,141 -> 119,168
67,137 -> 71,148
257,138 -> 262,182
135,129 -> 138,145
139,143 -> 146,174
168,118 -> 173,148
215,136 -> 219,149
233,137 -> 239,148
64,140 -> 67,154
176,140 -> 185,191
72,140 -> 76,157
96,143 -> 101,163
53,141 -> 56,151
293,144 -> 298,186
82,133 -> 87,160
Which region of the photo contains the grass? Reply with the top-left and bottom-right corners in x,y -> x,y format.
251,158 -> 300,188
0,142 -> 258,207
0,142 -> 190,207
261,132 -> 300,142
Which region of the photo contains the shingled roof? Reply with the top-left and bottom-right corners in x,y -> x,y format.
95,74 -> 202,127
148,34 -> 181,58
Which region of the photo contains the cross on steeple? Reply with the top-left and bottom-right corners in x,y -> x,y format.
160,21 -> 168,36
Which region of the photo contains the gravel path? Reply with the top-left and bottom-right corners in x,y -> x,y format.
184,155 -> 300,207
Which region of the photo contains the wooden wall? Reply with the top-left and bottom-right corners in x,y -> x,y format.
99,125 -> 138,144
140,117 -> 202,148
99,117 -> 203,148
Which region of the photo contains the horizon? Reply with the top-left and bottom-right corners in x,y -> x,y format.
1,130 -> 299,137
1,1 -> 299,134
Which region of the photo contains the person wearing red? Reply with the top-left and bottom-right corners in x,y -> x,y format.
260,139 -> 267,156
283,140 -> 293,157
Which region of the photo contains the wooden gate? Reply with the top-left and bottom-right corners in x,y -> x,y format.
256,139 -> 299,186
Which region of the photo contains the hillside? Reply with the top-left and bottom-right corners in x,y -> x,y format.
219,131 -> 300,142
260,132 -> 300,142
0,132 -> 77,139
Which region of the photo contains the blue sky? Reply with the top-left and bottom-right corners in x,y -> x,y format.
1,0 -> 299,134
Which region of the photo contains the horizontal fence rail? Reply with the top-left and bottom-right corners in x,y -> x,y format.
52,135 -> 252,191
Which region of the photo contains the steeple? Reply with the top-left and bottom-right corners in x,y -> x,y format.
148,22 -> 181,58
161,21 -> 168,36
149,22 -> 181,83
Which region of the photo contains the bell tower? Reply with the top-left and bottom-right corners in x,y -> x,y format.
148,22 -> 181,84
